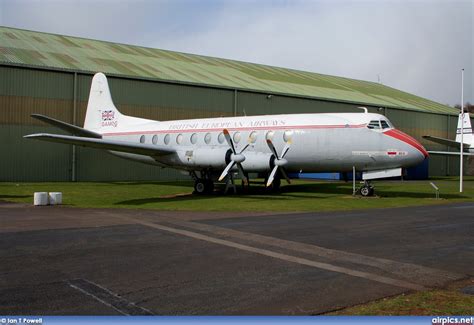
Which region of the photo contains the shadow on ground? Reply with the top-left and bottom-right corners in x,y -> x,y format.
0,194 -> 31,199
114,181 -> 468,206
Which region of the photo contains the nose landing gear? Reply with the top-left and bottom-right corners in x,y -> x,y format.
359,181 -> 375,197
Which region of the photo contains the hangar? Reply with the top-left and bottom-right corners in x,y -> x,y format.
0,26 -> 470,182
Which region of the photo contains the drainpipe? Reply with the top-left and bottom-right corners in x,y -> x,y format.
72,72 -> 77,182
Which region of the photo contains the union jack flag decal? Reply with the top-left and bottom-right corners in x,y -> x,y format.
101,110 -> 115,121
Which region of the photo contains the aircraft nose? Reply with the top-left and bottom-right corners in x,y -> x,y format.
383,129 -> 429,162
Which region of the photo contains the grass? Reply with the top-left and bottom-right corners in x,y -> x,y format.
0,177 -> 473,212
328,279 -> 474,315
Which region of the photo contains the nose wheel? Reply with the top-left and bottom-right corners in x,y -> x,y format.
359,181 -> 375,197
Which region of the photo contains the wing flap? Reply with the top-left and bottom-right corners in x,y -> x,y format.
24,133 -> 174,157
31,114 -> 102,138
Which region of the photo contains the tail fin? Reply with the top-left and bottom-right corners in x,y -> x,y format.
84,73 -> 152,132
455,111 -> 473,145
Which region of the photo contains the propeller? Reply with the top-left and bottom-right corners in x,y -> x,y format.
266,139 -> 291,187
218,129 -> 250,183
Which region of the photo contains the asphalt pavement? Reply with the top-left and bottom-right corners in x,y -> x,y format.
0,201 -> 472,315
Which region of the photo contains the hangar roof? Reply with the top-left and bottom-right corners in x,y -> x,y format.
0,26 -> 458,115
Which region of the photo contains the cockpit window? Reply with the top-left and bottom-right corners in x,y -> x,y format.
367,120 -> 381,129
380,120 -> 391,129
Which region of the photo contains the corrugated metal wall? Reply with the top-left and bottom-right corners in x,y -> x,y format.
0,65 -> 466,181
0,66 -> 73,181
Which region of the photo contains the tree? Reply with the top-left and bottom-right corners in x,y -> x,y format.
454,102 -> 473,113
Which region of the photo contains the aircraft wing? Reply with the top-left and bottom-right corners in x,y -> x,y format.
24,133 -> 175,157
31,114 -> 102,138
427,151 -> 474,156
422,135 -> 470,150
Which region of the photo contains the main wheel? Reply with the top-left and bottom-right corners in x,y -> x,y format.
194,179 -> 207,194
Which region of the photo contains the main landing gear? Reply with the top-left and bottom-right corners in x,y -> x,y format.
191,171 -> 214,194
359,181 -> 375,197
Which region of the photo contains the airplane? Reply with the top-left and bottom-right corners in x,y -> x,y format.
25,72 -> 428,196
423,112 -> 474,156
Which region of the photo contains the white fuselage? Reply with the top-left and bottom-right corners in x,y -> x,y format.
99,112 -> 427,175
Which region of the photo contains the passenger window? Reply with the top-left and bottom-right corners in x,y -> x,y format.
218,132 -> 225,144
152,135 -> 158,145
283,130 -> 293,142
204,133 -> 212,144
139,135 -> 145,143
190,133 -> 197,144
164,134 -> 170,145
381,121 -> 390,129
266,131 -> 274,141
367,120 -> 381,129
249,131 -> 258,143
233,132 -> 241,143
176,134 -> 183,144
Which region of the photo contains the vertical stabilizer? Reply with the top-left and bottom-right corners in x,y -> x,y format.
84,73 -> 122,131
84,73 -> 153,132
455,112 -> 473,146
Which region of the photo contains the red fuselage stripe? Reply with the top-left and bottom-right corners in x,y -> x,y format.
384,129 -> 429,158
102,124 -> 367,136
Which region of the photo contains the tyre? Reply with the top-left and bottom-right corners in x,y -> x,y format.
194,179 -> 207,194
360,186 -> 371,197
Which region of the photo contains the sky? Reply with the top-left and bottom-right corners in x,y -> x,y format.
0,0 -> 472,107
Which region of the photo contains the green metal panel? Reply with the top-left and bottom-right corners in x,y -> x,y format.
76,74 -> 234,114
0,26 -> 458,115
429,155 -> 448,176
0,65 -> 73,101
236,91 -> 380,116
385,109 -> 447,142
75,147 -> 186,182
0,125 -> 71,181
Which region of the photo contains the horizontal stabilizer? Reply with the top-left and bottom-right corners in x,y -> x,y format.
422,135 -> 470,150
427,151 -> 474,156
24,133 -> 175,157
32,114 -> 102,138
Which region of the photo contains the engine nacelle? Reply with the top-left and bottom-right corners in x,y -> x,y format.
240,151 -> 273,172
174,147 -> 273,172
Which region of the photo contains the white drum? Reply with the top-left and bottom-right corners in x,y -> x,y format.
33,192 -> 48,206
48,192 -> 63,205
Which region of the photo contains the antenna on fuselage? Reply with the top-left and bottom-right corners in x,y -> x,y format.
357,106 -> 368,113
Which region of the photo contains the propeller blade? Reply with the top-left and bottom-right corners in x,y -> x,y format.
218,161 -> 235,181
281,141 -> 291,158
280,167 -> 291,184
266,165 -> 278,187
236,163 -> 248,184
238,143 -> 250,155
266,139 -> 279,158
223,129 -> 236,154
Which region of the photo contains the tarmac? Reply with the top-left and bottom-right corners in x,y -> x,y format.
0,201 -> 473,315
